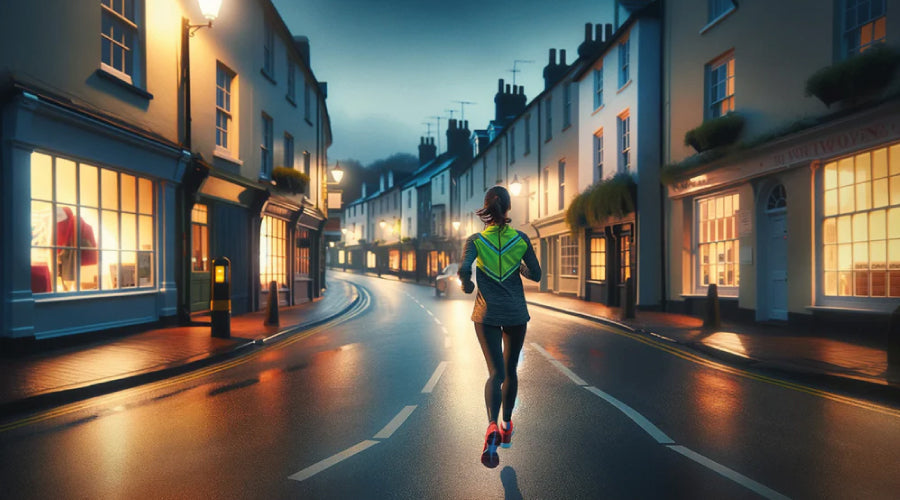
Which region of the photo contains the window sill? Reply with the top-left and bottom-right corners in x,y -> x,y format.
305,118 -> 313,127
560,275 -> 579,279
260,69 -> 277,85
700,5 -> 737,35
617,80 -> 633,94
213,147 -> 243,166
95,67 -> 153,100
35,288 -> 159,303
683,292 -> 738,299
286,95 -> 297,107
592,104 -> 606,116
562,124 -> 572,132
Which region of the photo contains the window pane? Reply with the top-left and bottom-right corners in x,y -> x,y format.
852,212 -> 868,242
101,169 -> 118,209
138,178 -> 153,214
837,215 -> 852,243
121,251 -> 137,288
139,215 -> 153,251
121,213 -> 136,250
890,176 -> 900,206
102,250 -> 119,290
855,152 -> 871,181
824,162 -> 837,189
102,210 -> 119,249
889,207 -> 900,239
873,178 -> 888,207
56,158 -> 77,205
890,145 -> 900,176
856,182 -> 871,210
873,148 -> 887,178
137,252 -> 153,287
121,174 -> 136,213
825,271 -> 837,296
825,244 -> 837,270
871,240 -> 886,268
839,243 -> 852,270
823,218 -> 836,244
31,152 -> 53,201
80,164 -> 99,207
824,189 -> 838,216
838,157 -> 854,186
839,185 -> 854,213
870,209 -> 886,240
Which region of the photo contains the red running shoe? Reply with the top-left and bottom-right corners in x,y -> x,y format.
481,422 -> 500,468
499,421 -> 514,448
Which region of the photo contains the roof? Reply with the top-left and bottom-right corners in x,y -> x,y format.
401,156 -> 456,189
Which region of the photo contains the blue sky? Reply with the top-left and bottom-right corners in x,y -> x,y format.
271,0 -> 617,165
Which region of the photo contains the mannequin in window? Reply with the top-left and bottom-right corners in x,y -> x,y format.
56,206 -> 98,290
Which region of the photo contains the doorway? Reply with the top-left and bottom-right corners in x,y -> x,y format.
764,185 -> 788,321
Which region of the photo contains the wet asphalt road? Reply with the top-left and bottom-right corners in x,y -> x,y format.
1,272 -> 900,499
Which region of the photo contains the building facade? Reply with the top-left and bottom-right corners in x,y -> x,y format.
0,0 -> 330,346
663,0 -> 900,328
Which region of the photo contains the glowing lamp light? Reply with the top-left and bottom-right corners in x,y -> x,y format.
452,221 -> 461,231
341,228 -> 348,234
214,265 -> 226,283
379,219 -> 386,229
331,162 -> 344,183
509,174 -> 522,196
198,0 -> 223,21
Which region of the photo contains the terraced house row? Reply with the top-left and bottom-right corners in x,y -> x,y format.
333,0 -> 900,334
1,0 -> 332,347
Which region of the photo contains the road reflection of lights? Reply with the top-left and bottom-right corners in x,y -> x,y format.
700,332 -> 750,358
692,370 -> 742,442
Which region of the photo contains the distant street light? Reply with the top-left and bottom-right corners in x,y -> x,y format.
452,221 -> 461,232
509,174 -> 522,196
331,161 -> 344,183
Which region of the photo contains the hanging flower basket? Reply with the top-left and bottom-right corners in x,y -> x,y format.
805,44 -> 900,107
566,172 -> 636,232
684,112 -> 745,153
272,166 -> 309,195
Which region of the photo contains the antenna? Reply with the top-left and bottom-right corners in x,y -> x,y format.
421,122 -> 433,137
445,109 -> 456,119
428,115 -> 444,151
508,59 -> 534,86
453,100 -> 476,122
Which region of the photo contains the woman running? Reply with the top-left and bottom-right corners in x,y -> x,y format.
458,186 -> 542,468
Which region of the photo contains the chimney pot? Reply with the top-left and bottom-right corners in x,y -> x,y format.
506,84 -> 511,93
596,24 -> 603,42
584,22 -> 592,42
560,49 -> 567,66
549,48 -> 556,65
498,78 -> 504,92
605,24 -> 613,42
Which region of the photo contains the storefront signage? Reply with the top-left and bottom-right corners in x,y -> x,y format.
668,113 -> 900,199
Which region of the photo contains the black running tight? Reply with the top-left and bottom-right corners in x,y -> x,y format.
474,322 -> 527,423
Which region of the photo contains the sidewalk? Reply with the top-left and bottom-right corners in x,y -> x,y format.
0,280 -> 359,417
523,289 -> 900,400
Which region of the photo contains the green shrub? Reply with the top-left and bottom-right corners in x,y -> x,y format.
806,44 -> 900,107
684,113 -> 745,153
272,166 -> 310,194
565,173 -> 636,232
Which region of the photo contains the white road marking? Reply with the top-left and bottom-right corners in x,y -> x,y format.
421,362 -> 448,393
419,304 -> 425,309
530,342 -> 586,385
667,445 -> 791,500
441,326 -> 448,334
584,386 -> 673,444
426,310 -> 434,316
288,440 -> 379,482
373,405 -> 417,439
531,341 -> 787,498
434,317 -> 441,325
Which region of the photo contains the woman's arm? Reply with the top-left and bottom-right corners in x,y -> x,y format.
458,236 -> 477,293
519,234 -> 542,282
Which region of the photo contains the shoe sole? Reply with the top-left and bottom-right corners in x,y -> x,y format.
481,431 -> 500,468
500,428 -> 514,448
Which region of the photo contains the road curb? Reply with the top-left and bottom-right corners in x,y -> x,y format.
0,283 -> 363,420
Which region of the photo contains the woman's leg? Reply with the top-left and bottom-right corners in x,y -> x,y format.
500,324 -> 527,422
474,322 -> 504,423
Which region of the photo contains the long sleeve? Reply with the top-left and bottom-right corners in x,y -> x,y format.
458,235 -> 477,282
519,234 -> 541,282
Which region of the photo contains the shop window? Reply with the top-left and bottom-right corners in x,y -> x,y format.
389,249 -> 400,271
696,193 -> 740,291
560,234 -> 578,276
589,235 -> 606,281
30,152 -> 154,294
402,250 -> 416,272
619,232 -> 632,283
260,215 -> 287,288
191,204 -> 209,272
822,144 -> 900,298
295,229 -> 310,276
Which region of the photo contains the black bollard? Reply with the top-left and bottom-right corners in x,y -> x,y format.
889,305 -> 900,368
210,257 -> 231,338
704,283 -> 721,329
265,280 -> 280,327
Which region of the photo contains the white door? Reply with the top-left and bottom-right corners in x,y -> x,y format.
767,213 -> 788,320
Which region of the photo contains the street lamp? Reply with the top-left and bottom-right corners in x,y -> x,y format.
331,161 -> 344,183
452,220 -> 461,232
509,174 -> 522,196
198,0 -> 223,24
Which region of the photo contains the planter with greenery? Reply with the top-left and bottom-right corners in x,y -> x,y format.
684,112 -> 745,153
565,172 -> 637,232
805,44 -> 900,107
272,166 -> 310,195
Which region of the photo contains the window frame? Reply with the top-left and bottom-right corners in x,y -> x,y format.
286,58 -> 296,104
284,133 -> 294,169
588,234 -> 607,282
841,0 -> 887,58
706,51 -> 736,119
545,97 -> 553,142
261,113 -> 273,179
215,63 -> 236,153
100,0 -> 143,87
694,192 -> 740,295
618,38 -> 630,88
558,159 -> 566,211
263,22 -> 275,79
594,129 -> 604,181
560,234 -> 578,277
618,111 -> 631,173
563,83 -> 572,128
594,67 -> 604,109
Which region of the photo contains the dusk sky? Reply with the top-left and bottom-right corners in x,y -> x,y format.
271,0 -> 617,166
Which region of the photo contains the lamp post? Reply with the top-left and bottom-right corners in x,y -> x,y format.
178,0 -> 222,324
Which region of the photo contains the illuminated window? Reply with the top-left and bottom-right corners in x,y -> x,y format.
560,234 -> 578,276
706,52 -> 735,119
619,231 -> 633,283
842,0 -> 887,57
295,229 -> 310,276
191,204 -> 208,272
389,249 -> 401,271
589,235 -> 606,281
30,152 -> 155,294
260,215 -> 287,288
100,0 -> 142,85
696,193 -> 740,290
216,63 -> 235,151
402,250 -> 416,272
822,144 -> 900,298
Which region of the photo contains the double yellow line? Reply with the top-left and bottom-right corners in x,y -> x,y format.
0,286 -> 371,434
556,309 -> 900,419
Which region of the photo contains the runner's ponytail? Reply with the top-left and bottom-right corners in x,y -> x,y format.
475,186 -> 512,226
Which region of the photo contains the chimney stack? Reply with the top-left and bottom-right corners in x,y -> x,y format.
446,118 -> 473,161
494,78 -> 527,126
419,136 -> 436,165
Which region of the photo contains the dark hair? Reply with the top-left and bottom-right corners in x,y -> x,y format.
475,186 -> 511,226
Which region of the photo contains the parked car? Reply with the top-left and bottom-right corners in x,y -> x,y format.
434,262 -> 476,298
